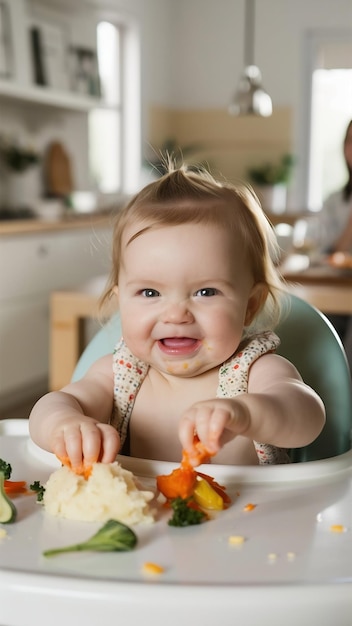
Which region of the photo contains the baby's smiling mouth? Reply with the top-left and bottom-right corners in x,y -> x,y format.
158,337 -> 201,356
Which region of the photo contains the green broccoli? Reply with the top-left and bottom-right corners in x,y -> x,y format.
0,458 -> 12,480
30,480 -> 45,502
168,497 -> 206,527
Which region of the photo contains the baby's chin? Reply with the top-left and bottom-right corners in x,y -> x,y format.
160,358 -> 221,379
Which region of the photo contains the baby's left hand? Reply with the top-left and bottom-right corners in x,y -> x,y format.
179,398 -> 250,461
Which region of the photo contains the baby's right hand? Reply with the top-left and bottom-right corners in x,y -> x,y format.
50,416 -> 121,470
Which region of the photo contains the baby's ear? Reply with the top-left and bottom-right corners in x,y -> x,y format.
111,285 -> 119,301
244,283 -> 268,326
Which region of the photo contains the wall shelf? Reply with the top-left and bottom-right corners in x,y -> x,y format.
0,79 -> 101,112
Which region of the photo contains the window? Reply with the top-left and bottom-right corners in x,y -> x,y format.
89,17 -> 140,196
307,34 -> 352,210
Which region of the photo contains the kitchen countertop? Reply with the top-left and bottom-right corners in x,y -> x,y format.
0,211 -> 115,236
0,207 -> 310,236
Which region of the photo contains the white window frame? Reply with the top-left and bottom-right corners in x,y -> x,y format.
91,8 -> 141,196
302,28 -> 352,210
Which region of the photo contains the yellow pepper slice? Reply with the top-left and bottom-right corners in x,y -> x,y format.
193,477 -> 224,510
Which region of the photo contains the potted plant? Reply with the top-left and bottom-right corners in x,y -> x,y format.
246,154 -> 295,213
0,135 -> 41,209
0,137 -> 40,172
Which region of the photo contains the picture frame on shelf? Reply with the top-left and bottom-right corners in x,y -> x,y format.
0,0 -> 13,78
69,46 -> 101,98
29,17 -> 70,91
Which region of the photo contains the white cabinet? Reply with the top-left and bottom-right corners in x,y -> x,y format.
0,229 -> 111,300
0,225 -> 112,402
0,295 -> 48,393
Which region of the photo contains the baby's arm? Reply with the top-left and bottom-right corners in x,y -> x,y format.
179,353 -> 326,460
29,355 -> 120,469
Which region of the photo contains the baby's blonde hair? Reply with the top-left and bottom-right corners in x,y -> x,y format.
101,165 -> 288,334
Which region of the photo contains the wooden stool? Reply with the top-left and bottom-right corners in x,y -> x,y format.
49,275 -> 115,390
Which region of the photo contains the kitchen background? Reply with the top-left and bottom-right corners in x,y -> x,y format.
0,0 -> 351,415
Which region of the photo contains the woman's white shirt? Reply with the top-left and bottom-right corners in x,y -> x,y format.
320,190 -> 352,253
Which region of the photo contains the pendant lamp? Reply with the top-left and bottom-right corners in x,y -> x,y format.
228,0 -> 272,117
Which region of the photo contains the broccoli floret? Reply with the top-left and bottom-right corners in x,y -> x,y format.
0,458 -> 12,480
29,480 -> 45,502
168,497 -> 206,527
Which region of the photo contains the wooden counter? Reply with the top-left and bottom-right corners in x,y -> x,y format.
265,210 -> 310,226
0,211 -> 115,236
281,254 -> 352,315
0,208 -> 310,237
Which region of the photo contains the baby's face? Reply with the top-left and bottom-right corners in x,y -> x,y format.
116,221 -> 263,378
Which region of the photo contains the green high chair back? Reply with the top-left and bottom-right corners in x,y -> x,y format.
275,296 -> 352,461
72,295 -> 352,462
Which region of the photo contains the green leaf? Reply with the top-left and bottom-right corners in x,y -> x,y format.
43,519 -> 137,557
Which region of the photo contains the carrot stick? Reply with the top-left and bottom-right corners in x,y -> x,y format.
4,480 -> 27,495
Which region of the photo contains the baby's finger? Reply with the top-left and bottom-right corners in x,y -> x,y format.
61,424 -> 85,469
51,436 -> 68,462
178,413 -> 197,451
97,424 -> 121,463
206,408 -> 233,448
191,409 -> 215,448
80,422 -> 104,465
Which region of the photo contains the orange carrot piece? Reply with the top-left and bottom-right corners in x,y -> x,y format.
181,435 -> 215,469
243,503 -> 256,512
56,455 -> 93,480
4,480 -> 27,495
156,467 -> 197,500
156,436 -> 231,509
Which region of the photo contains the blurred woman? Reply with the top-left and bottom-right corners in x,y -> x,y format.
320,120 -> 352,372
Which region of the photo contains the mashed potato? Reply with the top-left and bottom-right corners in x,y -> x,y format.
43,462 -> 155,524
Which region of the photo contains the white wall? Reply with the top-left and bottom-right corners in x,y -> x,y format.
3,0 -> 352,204
160,0 -> 352,205
164,0 -> 352,109
97,0 -> 351,205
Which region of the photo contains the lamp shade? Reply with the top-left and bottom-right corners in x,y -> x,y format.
228,65 -> 272,117
228,0 -> 272,118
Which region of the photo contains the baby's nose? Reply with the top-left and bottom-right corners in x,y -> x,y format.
162,300 -> 194,323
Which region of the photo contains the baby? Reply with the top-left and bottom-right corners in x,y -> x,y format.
29,166 -> 325,468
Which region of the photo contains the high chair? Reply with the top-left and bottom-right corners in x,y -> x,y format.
72,294 -> 352,462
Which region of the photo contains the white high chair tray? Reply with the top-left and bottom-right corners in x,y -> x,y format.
0,419 -> 351,626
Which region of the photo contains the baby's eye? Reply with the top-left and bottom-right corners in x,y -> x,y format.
141,288 -> 160,297
195,287 -> 219,297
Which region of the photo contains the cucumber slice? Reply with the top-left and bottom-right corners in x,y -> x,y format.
0,472 -> 17,523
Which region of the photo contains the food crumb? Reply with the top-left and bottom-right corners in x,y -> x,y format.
0,528 -> 7,540
228,535 -> 245,545
243,503 -> 256,512
142,562 -> 165,575
286,551 -> 296,561
267,552 -> 277,562
329,524 -> 346,533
